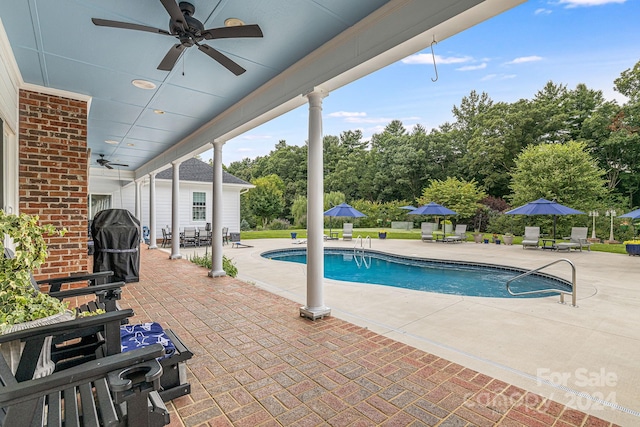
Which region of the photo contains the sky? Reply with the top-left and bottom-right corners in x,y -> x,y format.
203,0 -> 640,166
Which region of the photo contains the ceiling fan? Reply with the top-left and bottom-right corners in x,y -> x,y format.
92,0 -> 262,75
97,154 -> 129,169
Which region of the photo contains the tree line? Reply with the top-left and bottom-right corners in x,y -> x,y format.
226,60 -> 640,239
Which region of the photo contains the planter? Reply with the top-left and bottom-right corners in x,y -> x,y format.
626,244 -> 640,256
290,232 -> 297,239
473,234 -> 483,243
503,235 -> 514,245
484,239 -> 489,244
0,310 -> 75,378
495,240 -> 501,245
378,232 -> 387,239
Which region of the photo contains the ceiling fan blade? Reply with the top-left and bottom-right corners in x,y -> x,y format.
160,0 -> 187,32
158,44 -> 186,71
198,44 -> 246,76
201,24 -> 263,40
92,18 -> 171,36
104,163 -> 114,170
109,163 -> 129,167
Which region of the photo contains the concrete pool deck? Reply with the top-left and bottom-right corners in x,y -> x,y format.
170,237 -> 640,425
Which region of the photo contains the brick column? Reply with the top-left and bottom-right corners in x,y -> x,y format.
18,90 -> 89,278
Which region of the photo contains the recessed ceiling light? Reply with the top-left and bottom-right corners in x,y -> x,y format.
105,140 -> 119,145
224,18 -> 245,27
132,79 -> 156,90
127,143 -> 135,147
153,109 -> 165,115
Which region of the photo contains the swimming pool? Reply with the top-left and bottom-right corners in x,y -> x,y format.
262,248 -> 572,298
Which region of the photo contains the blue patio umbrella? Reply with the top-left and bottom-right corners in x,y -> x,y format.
323,203 -> 366,237
505,198 -> 584,239
408,202 -> 457,233
619,208 -> 640,219
408,202 -> 457,216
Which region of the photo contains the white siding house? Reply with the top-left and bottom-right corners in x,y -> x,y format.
89,158 -> 253,240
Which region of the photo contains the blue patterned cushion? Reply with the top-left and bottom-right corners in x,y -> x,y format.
120,322 -> 176,359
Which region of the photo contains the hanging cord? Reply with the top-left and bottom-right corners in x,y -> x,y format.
430,37 -> 438,82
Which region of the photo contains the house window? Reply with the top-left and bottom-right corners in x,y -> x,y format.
192,192 -> 206,221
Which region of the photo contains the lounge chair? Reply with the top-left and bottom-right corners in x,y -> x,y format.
556,227 -> 591,252
521,226 -> 540,249
230,232 -> 253,248
342,223 -> 353,241
421,222 -> 435,242
444,224 -> 467,243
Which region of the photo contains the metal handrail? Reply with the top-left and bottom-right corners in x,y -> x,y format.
506,258 -> 577,307
353,235 -> 371,268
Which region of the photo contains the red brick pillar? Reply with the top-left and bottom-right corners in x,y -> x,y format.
18,89 -> 89,278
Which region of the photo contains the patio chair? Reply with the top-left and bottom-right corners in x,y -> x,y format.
444,224 -> 467,243
181,227 -> 198,247
556,227 -> 591,252
421,222 -> 435,242
0,319 -> 169,427
161,228 -> 171,248
222,226 -> 229,245
342,223 -> 353,241
230,232 -> 253,248
521,226 -> 540,249
198,226 -> 212,246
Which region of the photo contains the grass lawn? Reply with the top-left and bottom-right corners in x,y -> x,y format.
238,228 -> 629,255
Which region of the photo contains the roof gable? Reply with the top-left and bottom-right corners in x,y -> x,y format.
156,158 -> 250,186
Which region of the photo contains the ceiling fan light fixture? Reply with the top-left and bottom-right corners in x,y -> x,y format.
224,18 -> 245,27
105,140 -> 120,145
131,79 -> 156,90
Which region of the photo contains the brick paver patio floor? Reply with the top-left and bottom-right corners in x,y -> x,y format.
122,249 -> 618,427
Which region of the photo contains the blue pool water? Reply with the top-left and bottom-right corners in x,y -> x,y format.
262,249 -> 571,298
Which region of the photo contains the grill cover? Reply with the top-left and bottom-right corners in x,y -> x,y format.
91,209 -> 140,283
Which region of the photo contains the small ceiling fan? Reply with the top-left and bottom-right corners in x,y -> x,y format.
92,0 -> 263,75
97,154 -> 129,169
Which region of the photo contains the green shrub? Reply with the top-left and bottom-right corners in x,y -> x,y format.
188,253 -> 238,278
267,218 -> 290,230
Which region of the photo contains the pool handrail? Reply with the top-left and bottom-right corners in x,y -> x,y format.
506,258 -> 577,307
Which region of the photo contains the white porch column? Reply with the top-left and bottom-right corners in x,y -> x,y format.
209,140 -> 226,277
148,172 -> 158,249
300,89 -> 331,320
170,160 -> 182,259
135,180 -> 143,243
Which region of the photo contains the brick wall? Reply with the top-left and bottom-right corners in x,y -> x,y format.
18,89 -> 89,279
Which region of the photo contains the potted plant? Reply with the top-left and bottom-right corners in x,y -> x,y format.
473,230 -> 483,243
378,230 -> 387,239
492,233 -> 501,244
0,211 -> 72,377
503,233 -> 514,245
623,240 -> 640,256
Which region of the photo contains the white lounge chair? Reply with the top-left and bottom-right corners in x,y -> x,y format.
521,226 -> 540,249
421,222 -> 435,242
556,227 -> 591,252
445,224 -> 467,243
342,223 -> 353,241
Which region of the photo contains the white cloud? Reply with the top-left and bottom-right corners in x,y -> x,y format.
402,53 -> 472,65
327,111 -> 366,118
481,74 -> 498,81
534,8 -> 552,14
559,0 -> 625,7
505,56 -> 543,65
456,63 -> 487,71
344,116 -> 393,124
